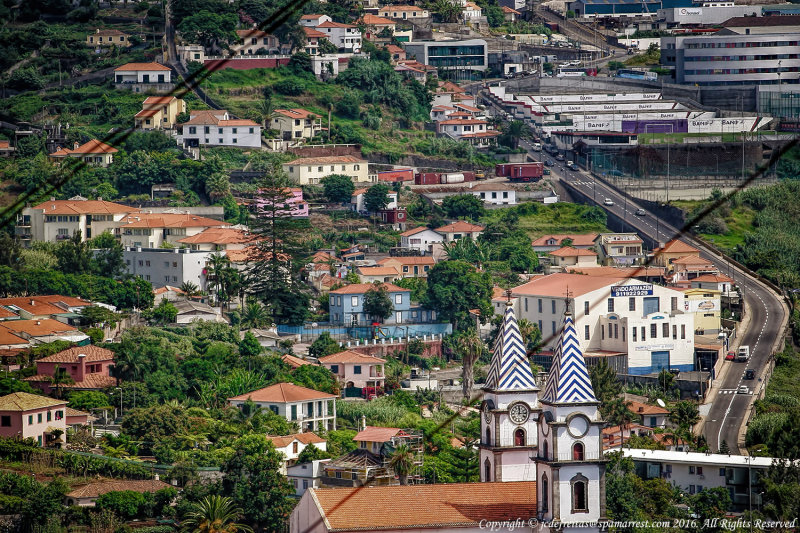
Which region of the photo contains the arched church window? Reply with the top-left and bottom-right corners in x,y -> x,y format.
571,474 -> 588,512
485,427 -> 491,446
514,428 -> 525,447
484,458 -> 491,482
541,474 -> 549,512
573,442 -> 584,461
542,439 -> 548,460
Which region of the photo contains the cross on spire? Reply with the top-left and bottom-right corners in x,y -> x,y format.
564,286 -> 573,315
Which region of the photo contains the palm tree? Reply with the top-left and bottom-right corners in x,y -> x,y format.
608,398 -> 637,450
505,120 -> 526,149
457,330 -> 484,400
207,254 -> 230,306
180,281 -> 201,300
181,495 -> 252,533
48,366 -> 74,399
258,90 -> 274,129
101,444 -> 130,459
388,444 -> 416,485
669,401 -> 700,441
517,319 -> 542,352
241,300 -> 269,330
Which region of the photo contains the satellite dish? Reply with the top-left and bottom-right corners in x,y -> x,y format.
656,399 -> 666,408
311,322 -> 318,328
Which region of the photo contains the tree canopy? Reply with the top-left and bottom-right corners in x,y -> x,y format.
425,260 -> 493,330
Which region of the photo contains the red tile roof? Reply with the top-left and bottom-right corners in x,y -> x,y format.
628,399 -> 669,415
317,21 -> 355,29
32,199 -> 135,216
285,155 -> 365,165
37,345 -> 114,364
671,255 -> 715,266
228,382 -> 336,403
513,273 -> 625,298
399,226 -> 435,237
549,246 -> 597,257
134,109 -> 160,118
25,374 -> 117,390
303,27 -> 328,39
311,482 -> 536,531
359,14 -> 395,25
532,234 -> 599,247
0,329 -> 28,346
177,227 -> 254,245
0,319 -> 77,337
120,213 -> 229,229
50,139 -> 118,156
653,239 -> 699,255
268,432 -> 326,448
501,6 -> 521,14
329,283 -> 409,295
319,350 -> 386,364
114,62 -> 170,71
435,221 -> 484,233
142,96 -> 177,105
438,118 -> 488,125
0,392 -> 66,411
353,426 -> 405,442
281,354 -> 311,368
274,108 -> 320,120
356,266 -> 399,277
0,297 -> 69,317
377,256 -> 436,266
691,274 -> 734,283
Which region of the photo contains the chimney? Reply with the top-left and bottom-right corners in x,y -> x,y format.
361,414 -> 367,432
74,142 -> 79,150
97,197 -> 102,202
50,197 -> 56,202
638,407 -> 643,413
35,320 -> 40,326
30,299 -> 35,306
77,353 -> 86,382
154,473 -> 160,481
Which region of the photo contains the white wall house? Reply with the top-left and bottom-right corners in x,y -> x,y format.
17,197 -> 135,245
177,110 -> 261,149
228,383 -> 337,432
399,226 -> 443,254
287,459 -> 330,498
316,21 -> 362,52
513,273 -> 695,375
113,62 -> 173,92
283,155 -> 369,185
123,247 -> 213,290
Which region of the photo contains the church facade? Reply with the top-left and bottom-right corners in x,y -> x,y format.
290,301 -> 606,533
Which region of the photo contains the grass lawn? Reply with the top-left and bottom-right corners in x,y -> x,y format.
671,199 -> 754,251
482,202 -> 610,238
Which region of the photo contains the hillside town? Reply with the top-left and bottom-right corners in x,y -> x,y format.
0,0 -> 799,532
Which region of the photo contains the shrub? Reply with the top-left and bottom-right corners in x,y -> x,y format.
274,79 -> 306,96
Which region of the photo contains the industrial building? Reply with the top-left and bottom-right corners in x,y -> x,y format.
661,15 -> 800,86
403,39 -> 488,80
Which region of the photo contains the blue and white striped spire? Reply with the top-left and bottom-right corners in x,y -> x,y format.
542,312 -> 597,404
485,302 -> 538,391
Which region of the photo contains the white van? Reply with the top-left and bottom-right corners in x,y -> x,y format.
532,143 -> 542,152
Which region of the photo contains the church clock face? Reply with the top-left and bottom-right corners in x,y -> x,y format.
508,402 -> 530,425
567,415 -> 589,438
483,402 -> 492,424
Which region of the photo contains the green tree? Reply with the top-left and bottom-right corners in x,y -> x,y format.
388,444 -> 416,485
589,359 -> 623,418
441,194 -> 485,221
241,301 -> 269,330
669,401 -> 700,434
394,277 -> 427,302
48,366 -> 74,399
607,397 -> 638,450
146,299 -> 178,325
501,120 -> 526,149
517,319 -> 542,352
221,435 -> 295,532
318,37 -> 338,54
456,329 -> 484,399
0,232 -> 22,269
657,368 -> 675,395
432,0 -> 461,22
239,332 -> 262,360
308,332 -> 341,358
178,10 -> 238,49
182,495 -> 253,533
180,281 -> 202,299
67,391 -> 112,411
296,443 -> 332,464
91,231 -> 125,278
689,487 -> 731,525
321,174 -> 356,203
364,184 -> 390,213
95,490 -> 149,520
55,231 -> 93,273
363,282 -> 394,323
424,260 -> 493,331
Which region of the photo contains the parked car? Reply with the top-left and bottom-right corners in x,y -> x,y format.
725,351 -> 735,361
635,208 -> 647,216
745,369 -> 755,380
556,154 -> 565,161
603,198 -> 614,206
543,168 -> 551,175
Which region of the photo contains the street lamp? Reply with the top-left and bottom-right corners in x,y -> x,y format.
115,387 -> 122,419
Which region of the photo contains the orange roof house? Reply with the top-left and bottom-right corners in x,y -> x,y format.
228,383 -> 337,432
532,234 -> 599,252
434,221 -> 484,241
49,140 -> 118,167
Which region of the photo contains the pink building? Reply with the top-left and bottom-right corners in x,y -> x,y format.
0,392 -> 67,447
318,350 -> 385,391
24,345 -> 116,394
255,188 -> 309,218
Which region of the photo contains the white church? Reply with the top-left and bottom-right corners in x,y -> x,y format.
290,301 -> 607,533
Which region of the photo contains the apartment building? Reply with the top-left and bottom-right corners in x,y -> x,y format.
16,197 -> 136,245
123,247 -> 214,289
228,383 -> 337,432
283,155 -> 369,185
177,110 -> 262,149
118,212 -> 229,248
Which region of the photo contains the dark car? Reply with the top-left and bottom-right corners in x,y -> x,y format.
745,369 -> 755,380
556,154 -> 565,161
545,159 -> 554,166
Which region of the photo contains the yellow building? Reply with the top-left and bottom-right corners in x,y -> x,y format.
270,109 -> 322,142
134,96 -> 186,130
681,287 -> 721,335
86,28 -> 131,48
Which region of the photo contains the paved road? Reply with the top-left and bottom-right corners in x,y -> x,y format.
552,165 -> 787,454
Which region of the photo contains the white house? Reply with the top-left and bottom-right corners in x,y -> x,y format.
177,110 -> 261,149
468,183 -> 517,205
228,382 -> 337,432
283,155 -> 369,185
462,1 -> 483,20
316,21 -> 362,52
399,226 -> 443,254
267,432 -> 327,473
123,247 -> 213,290
299,14 -> 332,27
690,273 -> 735,297
113,62 -> 172,91
513,273 -> 695,375
17,196 -> 136,245
118,212 -> 229,248
287,459 -> 330,498
378,5 -> 430,20
350,188 -> 397,213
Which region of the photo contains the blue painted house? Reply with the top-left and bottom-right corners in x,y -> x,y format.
328,283 -> 436,326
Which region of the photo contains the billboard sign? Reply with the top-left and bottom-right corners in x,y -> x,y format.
611,284 -> 654,297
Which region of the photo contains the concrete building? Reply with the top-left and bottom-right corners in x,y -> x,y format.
176,227 -> 256,252
661,15 -> 800,86
594,233 -> 645,266
0,319 -> 88,346
376,256 -> 436,278
546,247 -> 599,273
513,273 -> 695,375
268,432 -> 327,473
532,234 -> 599,254
658,5 -> 764,26
350,188 -> 397,213
174,300 -> 225,324
399,226 -> 444,254
378,5 -> 430,20
177,109 -> 261,149
328,283 -> 414,326
620,448 -> 772,512
271,109 -> 322,142
680,287 -> 721,335
287,459 -> 329,498
301,26 -> 327,56
356,266 -> 400,284
567,0 -> 665,19
123,247 -> 213,290
134,96 -> 186,130
283,155 -> 369,185
403,40 -> 488,81
434,221 -> 484,242
316,21 -> 362,52
49,140 -> 118,167
16,196 -> 135,245
319,350 -> 386,391
231,28 -> 283,55
690,273 -> 735,297
118,212 -> 229,248
113,62 -> 173,92
86,28 -> 131,49
228,382 -> 337,432
0,392 -> 67,447
468,183 -> 517,205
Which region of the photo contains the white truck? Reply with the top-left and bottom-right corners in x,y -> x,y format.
737,345 -> 750,362
532,143 -> 542,152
